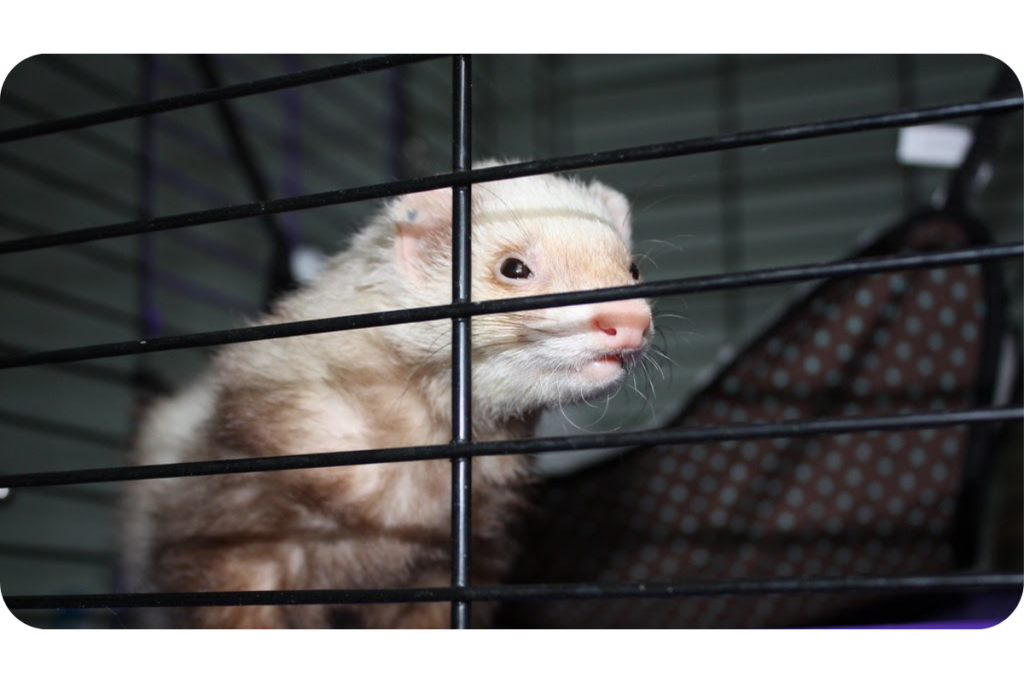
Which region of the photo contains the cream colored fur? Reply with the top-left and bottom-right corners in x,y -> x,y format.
122,161 -> 652,628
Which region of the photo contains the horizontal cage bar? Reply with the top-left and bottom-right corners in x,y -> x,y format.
0,96 -> 1019,257
0,55 -> 443,144
0,242 -> 1019,371
7,573 -> 1021,611
0,407 -> 1018,489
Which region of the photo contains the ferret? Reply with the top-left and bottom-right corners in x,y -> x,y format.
121,161 -> 653,628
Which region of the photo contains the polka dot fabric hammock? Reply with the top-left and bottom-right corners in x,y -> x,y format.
502,209 -> 1012,628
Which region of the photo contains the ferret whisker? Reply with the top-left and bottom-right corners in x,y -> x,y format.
640,358 -> 657,403
476,183 -> 534,238
555,387 -> 600,434
635,236 -> 693,260
653,326 -> 704,344
645,353 -> 668,382
645,372 -> 659,423
626,371 -> 647,422
384,328 -> 457,416
650,347 -> 682,372
647,361 -> 660,401
634,252 -> 659,269
598,394 -> 615,424
575,394 -> 616,432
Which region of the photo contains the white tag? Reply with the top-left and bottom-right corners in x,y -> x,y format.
897,124 -> 973,168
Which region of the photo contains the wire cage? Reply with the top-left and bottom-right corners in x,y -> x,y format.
0,54 -> 1021,629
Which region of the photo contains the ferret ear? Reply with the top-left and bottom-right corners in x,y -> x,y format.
391,188 -> 453,280
589,181 -> 633,244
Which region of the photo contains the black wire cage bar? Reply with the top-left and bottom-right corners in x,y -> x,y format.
0,54 -> 443,145
0,242 -> 1020,371
9,572 -> 1022,612
0,406 -> 1020,490
1,55 -> 1022,628
0,96 -> 1020,256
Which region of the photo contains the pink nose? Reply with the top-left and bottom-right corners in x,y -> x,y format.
592,300 -> 651,350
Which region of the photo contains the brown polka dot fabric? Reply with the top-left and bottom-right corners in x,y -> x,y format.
501,212 -> 1004,628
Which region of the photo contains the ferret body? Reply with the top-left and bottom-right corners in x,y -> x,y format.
122,163 -> 653,628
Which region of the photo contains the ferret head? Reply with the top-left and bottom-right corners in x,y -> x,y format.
379,162 -> 653,421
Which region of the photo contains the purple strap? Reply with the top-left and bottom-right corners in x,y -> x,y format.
824,618 -> 1006,629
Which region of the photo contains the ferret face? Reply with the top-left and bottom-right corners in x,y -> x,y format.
388,167 -> 653,419
469,193 -> 652,414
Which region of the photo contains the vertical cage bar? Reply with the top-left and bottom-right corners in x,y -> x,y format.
895,55 -> 916,212
944,65 -> 1021,213
450,55 -> 473,629
138,55 -> 158,338
137,55 -> 162,388
387,65 -> 406,179
542,56 -> 567,159
128,53 -> 160,613
717,54 -> 743,341
531,55 -> 555,159
279,54 -> 304,251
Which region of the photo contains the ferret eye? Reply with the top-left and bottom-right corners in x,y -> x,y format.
629,262 -> 640,281
500,258 -> 533,280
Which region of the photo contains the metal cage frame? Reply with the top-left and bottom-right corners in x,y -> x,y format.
0,54 -> 1022,629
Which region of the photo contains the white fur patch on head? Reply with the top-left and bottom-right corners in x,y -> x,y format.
588,180 -> 633,244
470,159 -> 632,242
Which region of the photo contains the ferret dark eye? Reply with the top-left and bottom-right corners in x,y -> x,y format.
629,262 -> 640,281
500,258 -> 533,280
